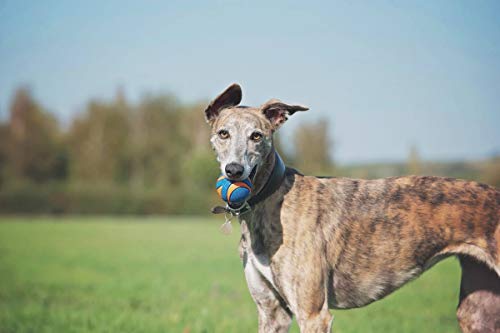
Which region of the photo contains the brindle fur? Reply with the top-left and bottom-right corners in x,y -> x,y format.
205,84 -> 500,333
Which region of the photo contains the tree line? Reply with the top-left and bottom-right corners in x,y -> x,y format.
1,86 -> 497,215
0,87 -> 334,214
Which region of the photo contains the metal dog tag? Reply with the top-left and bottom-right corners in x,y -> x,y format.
220,213 -> 233,235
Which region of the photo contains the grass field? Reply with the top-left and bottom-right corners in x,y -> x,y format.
0,217 -> 462,332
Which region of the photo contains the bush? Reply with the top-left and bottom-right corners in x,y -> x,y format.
0,182 -> 205,215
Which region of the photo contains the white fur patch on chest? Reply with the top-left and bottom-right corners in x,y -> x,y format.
250,252 -> 276,288
239,220 -> 278,290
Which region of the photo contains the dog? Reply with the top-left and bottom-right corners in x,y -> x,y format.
204,83 -> 500,332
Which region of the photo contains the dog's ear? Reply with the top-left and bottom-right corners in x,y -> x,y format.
261,99 -> 309,130
204,83 -> 242,125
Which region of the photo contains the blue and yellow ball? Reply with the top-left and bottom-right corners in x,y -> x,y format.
216,175 -> 253,204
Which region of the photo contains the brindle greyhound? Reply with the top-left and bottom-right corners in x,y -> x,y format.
204,83 -> 500,333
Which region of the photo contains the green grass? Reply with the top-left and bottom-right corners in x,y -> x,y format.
0,217 -> 461,332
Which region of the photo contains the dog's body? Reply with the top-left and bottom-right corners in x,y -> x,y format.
205,84 -> 500,332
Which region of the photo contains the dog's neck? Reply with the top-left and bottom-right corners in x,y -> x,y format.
250,147 -> 278,201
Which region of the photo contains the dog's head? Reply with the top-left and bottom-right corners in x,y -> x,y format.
204,83 -> 308,181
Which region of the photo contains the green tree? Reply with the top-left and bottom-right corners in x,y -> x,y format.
292,118 -> 334,175
129,94 -> 189,191
0,124 -> 9,187
68,95 -> 130,185
6,87 -> 66,183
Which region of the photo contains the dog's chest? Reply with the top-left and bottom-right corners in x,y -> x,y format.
248,250 -> 276,287
239,220 -> 278,289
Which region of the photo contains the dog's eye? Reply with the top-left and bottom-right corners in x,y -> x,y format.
250,132 -> 263,142
218,130 -> 230,139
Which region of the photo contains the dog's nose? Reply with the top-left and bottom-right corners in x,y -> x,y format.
225,163 -> 244,179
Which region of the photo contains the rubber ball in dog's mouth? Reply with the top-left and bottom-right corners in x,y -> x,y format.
216,175 -> 253,205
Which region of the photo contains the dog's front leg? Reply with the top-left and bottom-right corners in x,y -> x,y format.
296,305 -> 333,333
243,254 -> 292,333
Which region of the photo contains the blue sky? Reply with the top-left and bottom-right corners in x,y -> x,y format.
1,0 -> 499,163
